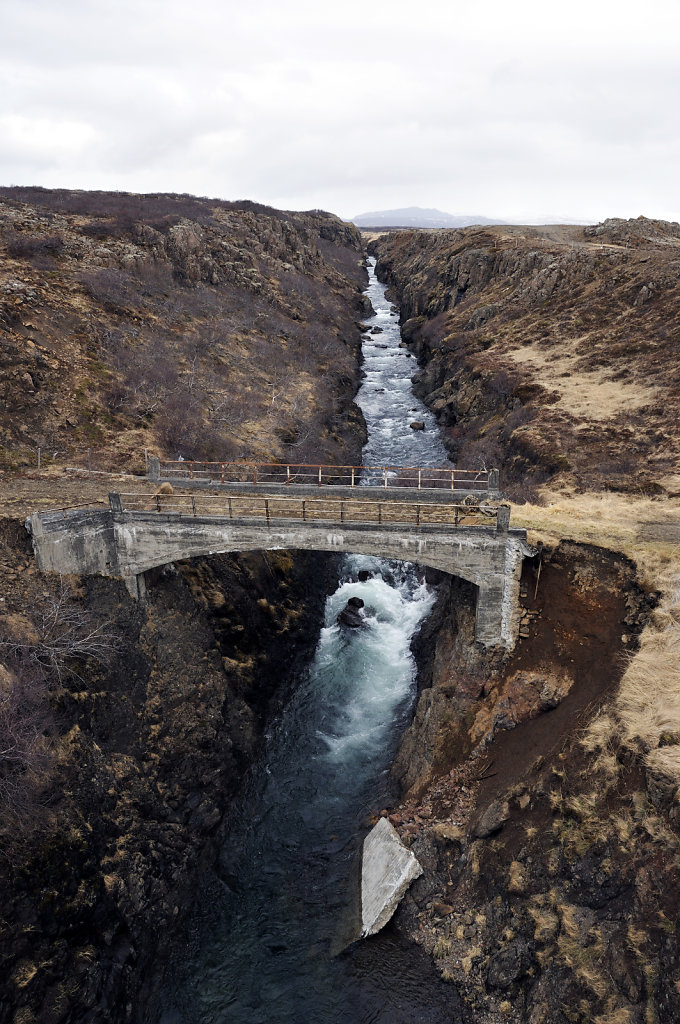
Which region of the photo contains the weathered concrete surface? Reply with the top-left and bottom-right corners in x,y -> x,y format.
26,507 -> 533,648
361,817 -> 423,937
150,479 -> 502,504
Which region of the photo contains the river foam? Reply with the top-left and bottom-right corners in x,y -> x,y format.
153,259 -> 458,1024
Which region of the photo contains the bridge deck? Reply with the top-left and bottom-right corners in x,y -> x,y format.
148,457 -> 500,497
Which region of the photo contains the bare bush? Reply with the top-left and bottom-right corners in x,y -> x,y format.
0,582 -> 119,823
0,660 -> 52,823
79,268 -> 137,310
6,231 -> 65,267
500,405 -> 536,440
0,581 -> 119,683
457,437 -> 504,473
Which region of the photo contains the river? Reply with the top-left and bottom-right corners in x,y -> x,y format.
151,259 -> 456,1024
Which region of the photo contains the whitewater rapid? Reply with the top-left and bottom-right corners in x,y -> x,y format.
154,258 -> 456,1024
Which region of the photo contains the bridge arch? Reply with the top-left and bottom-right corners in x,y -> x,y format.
28,507 -> 533,649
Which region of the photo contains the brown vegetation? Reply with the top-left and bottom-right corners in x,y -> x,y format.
0,187 -> 367,472
372,218 -> 680,501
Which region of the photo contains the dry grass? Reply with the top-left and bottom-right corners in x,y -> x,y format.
593,1006 -> 635,1024
507,860 -> 527,893
506,342 -> 659,421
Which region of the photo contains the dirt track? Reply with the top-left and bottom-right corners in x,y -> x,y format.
0,471 -> 151,519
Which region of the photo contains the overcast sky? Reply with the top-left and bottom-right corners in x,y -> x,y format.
2,0 -> 679,224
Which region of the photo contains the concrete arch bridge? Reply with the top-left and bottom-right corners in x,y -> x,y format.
27,487 -> 534,649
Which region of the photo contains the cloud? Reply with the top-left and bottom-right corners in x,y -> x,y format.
1,0 -> 679,222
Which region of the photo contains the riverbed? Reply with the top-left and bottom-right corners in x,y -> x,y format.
151,260 -> 457,1024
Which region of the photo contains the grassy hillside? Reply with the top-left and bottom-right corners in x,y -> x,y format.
0,187 -> 367,474
373,218 -> 680,500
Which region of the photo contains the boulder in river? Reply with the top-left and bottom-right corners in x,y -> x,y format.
357,570 -> 372,582
337,596 -> 365,628
358,295 -> 375,317
361,817 -> 423,936
409,421 -> 425,431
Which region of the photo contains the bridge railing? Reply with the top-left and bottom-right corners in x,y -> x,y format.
114,492 -> 506,529
150,459 -> 498,492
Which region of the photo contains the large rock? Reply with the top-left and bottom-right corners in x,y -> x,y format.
358,294 -> 375,317
337,596 -> 365,628
474,799 -> 510,838
361,817 -> 423,936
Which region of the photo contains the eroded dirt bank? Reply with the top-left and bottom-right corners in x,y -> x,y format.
384,501 -> 680,1022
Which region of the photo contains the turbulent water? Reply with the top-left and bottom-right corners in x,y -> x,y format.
154,260 -> 455,1024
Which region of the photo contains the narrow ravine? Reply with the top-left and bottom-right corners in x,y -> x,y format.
151,260 -> 457,1024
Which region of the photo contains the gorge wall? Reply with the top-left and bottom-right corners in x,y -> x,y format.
0,518 -> 344,1023
0,191 -> 369,1024
368,222 -> 680,1023
371,220 -> 680,501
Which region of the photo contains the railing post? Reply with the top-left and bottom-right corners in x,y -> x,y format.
265,499 -> 270,526
221,463 -> 225,484
488,468 -> 500,492
351,467 -> 355,487
108,492 -> 123,513
416,505 -> 420,526
451,469 -> 454,490
340,500 -> 344,523
378,503 -> 382,524
496,505 -> 510,534
286,465 -> 290,486
318,466 -> 322,487
302,500 -> 306,521
191,496 -> 196,516
228,497 -> 233,519
253,465 -> 257,485
148,456 -> 160,481
417,468 -> 421,490
189,461 -> 194,480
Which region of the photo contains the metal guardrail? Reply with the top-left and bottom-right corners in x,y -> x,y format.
150,459 -> 498,492
111,491 -> 507,530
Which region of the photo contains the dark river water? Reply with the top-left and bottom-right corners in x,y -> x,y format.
149,260 -> 458,1024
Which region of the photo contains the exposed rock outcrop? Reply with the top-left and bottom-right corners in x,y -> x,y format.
370,221 -> 680,498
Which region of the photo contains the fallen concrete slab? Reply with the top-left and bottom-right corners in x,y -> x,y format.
361,817 -> 423,937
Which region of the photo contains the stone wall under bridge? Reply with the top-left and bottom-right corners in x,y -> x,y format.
26,501 -> 534,649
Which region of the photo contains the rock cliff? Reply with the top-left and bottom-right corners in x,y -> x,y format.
366,220 -> 680,1022
0,188 -> 367,472
371,220 -> 680,501
0,518 -> 341,1023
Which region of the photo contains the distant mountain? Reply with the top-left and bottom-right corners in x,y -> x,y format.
352,207 -> 503,229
